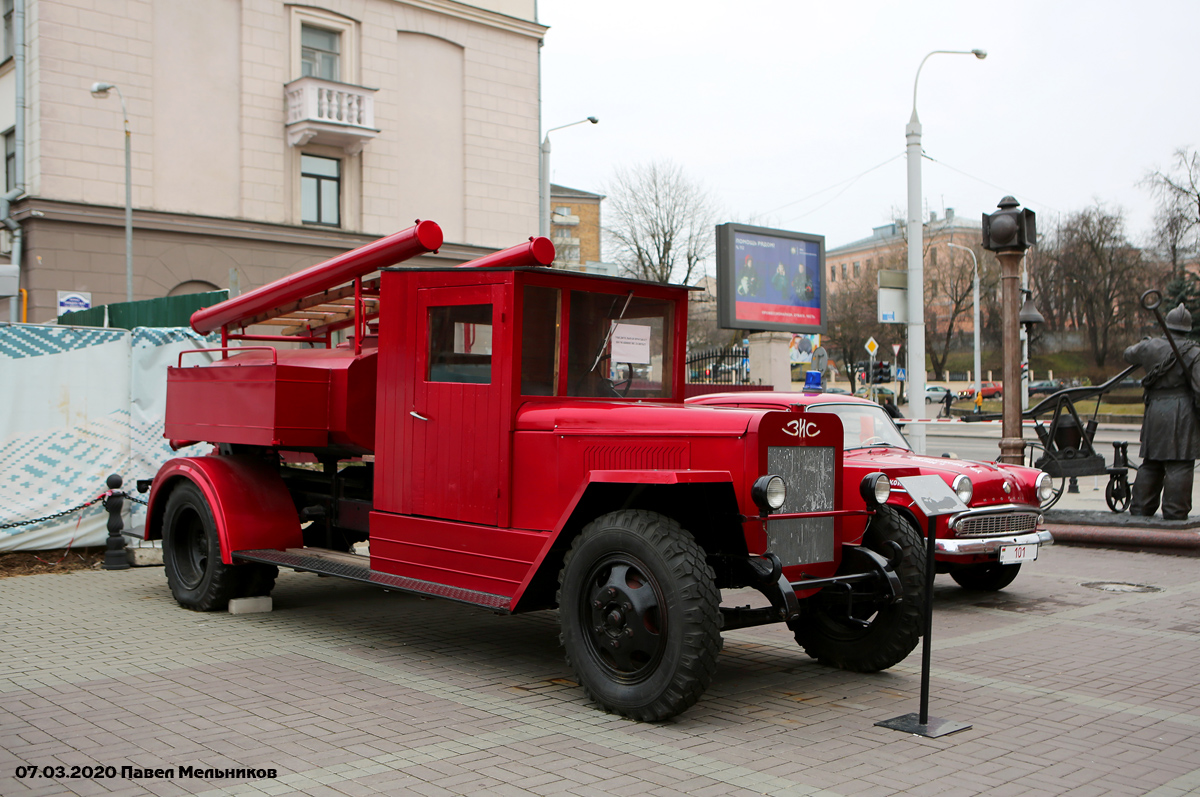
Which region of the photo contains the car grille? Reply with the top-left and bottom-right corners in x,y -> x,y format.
954,512 -> 1039,538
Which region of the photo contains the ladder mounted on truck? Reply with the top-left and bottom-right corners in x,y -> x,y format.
188,221 -> 555,354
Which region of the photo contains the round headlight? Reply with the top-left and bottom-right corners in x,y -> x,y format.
752,475 -> 787,513
1035,472 -> 1054,504
952,474 -> 973,505
859,472 -> 891,506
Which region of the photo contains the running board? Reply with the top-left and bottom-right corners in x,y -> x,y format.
233,548 -> 512,612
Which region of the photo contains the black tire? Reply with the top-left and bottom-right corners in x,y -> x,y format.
557,510 -> 721,721
1105,476 -> 1131,513
794,505 -> 925,673
950,562 -> 1021,591
162,482 -> 241,611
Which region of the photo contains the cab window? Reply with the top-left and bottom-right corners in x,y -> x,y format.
427,304 -> 492,384
565,290 -> 673,399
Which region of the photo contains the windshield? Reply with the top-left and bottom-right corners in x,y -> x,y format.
805,403 -> 911,451
565,290 -> 673,399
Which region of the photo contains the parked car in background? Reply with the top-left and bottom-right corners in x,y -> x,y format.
1028,379 -> 1066,396
688,391 -> 1055,591
853,385 -> 895,401
959,381 -> 1002,399
824,386 -> 850,395
925,385 -> 952,404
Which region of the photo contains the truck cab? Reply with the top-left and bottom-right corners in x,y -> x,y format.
145,223 -> 922,721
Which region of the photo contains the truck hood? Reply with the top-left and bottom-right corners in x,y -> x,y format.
515,401 -> 757,436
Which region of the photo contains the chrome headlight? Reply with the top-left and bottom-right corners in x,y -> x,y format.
952,474 -> 973,505
859,472 -> 891,507
1035,472 -> 1055,504
752,475 -> 787,513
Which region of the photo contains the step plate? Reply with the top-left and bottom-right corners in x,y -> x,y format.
233,549 -> 512,612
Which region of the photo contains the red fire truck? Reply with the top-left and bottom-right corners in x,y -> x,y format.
143,221 -> 923,721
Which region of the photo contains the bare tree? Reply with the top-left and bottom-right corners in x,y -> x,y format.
603,160 -> 719,285
926,239 -> 990,380
1041,205 -> 1149,369
1143,148 -> 1200,278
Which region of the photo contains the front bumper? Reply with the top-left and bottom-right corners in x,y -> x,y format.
936,529 -> 1054,556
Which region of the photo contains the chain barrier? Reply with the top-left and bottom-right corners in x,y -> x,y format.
0,489 -> 147,530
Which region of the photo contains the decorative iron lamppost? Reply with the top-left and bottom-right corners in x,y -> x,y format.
982,196 -> 1037,464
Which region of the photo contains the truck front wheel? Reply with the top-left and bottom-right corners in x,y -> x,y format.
557,510 -> 721,722
162,482 -> 275,611
794,505 -> 925,672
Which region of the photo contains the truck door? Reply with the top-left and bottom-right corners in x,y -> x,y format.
408,285 -> 506,525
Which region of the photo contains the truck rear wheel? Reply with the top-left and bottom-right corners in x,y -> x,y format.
163,482 -> 254,611
557,510 -> 721,722
794,505 -> 924,672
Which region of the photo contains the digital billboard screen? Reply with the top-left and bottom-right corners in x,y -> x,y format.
716,223 -> 825,334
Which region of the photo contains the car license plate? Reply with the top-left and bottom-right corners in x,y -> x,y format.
999,543 -> 1038,564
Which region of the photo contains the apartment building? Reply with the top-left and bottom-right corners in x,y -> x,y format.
825,209 -> 983,288
0,0 -> 546,322
548,182 -> 614,275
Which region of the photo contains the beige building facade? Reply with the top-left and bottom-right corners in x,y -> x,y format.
548,182 -> 607,273
1,0 -> 546,321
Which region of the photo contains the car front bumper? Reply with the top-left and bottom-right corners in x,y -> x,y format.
936,529 -> 1054,556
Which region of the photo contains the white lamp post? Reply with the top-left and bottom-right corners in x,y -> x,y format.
947,242 -> 981,401
540,117 -> 598,238
90,81 -> 133,303
906,49 -> 985,451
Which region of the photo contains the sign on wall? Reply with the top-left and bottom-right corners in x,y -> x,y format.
716,223 -> 826,334
57,291 -> 92,315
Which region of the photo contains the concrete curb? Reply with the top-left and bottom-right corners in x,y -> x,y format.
1045,523 -> 1200,549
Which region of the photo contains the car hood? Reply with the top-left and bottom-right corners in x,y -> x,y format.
845,447 -> 1041,506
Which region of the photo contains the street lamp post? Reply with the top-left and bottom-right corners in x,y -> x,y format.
906,49 -> 986,452
540,117 -> 598,238
90,82 -> 132,303
947,242 -> 981,400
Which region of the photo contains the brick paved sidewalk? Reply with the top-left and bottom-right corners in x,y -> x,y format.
2,545 -> 1199,796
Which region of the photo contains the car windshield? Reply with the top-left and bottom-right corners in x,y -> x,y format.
805,403 -> 911,451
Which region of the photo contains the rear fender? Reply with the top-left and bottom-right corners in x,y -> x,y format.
145,456 -> 302,564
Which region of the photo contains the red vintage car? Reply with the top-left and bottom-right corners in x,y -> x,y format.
687,391 -> 1054,591
958,381 -> 1003,399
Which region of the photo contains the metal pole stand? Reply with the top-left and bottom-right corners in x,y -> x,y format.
877,475 -> 972,738
102,474 -> 130,571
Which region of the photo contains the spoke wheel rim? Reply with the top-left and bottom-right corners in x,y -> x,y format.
579,554 -> 667,683
173,507 -> 209,590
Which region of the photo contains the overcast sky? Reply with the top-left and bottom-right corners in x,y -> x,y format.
537,0 -> 1199,257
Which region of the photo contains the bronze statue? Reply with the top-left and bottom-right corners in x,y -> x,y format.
1123,303 -> 1200,520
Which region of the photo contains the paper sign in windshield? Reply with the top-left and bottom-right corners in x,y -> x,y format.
610,323 -> 652,364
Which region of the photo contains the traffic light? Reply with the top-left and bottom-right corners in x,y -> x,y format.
876,361 -> 892,383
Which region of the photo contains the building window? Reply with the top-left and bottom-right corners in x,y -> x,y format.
867,258 -> 873,268
4,129 -> 13,192
830,265 -> 836,283
930,247 -> 938,265
2,0 -> 12,62
853,261 -> 860,277
301,155 -> 340,226
301,24 -> 340,81
841,263 -> 847,279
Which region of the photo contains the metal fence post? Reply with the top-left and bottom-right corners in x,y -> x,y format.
102,474 -> 130,571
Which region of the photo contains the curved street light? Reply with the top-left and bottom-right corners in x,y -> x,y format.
947,242 -> 981,402
90,81 -> 133,303
540,117 -> 598,239
904,49 -> 986,450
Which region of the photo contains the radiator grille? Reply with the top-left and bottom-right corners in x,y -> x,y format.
954,512 -> 1039,538
766,446 -> 835,565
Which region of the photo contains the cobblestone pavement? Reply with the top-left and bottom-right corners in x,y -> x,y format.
2,545 -> 1199,797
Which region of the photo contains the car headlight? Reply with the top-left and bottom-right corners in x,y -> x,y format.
1035,472 -> 1055,504
952,474 -> 973,505
752,475 -> 787,513
859,472 -> 891,507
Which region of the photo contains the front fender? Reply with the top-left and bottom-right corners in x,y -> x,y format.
146,456 -> 302,564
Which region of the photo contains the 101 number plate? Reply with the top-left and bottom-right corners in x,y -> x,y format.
999,543 -> 1038,564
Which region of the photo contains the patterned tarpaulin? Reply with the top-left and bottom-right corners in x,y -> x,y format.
0,324 -> 217,551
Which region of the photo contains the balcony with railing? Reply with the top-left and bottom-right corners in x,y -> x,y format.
285,77 -> 379,155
